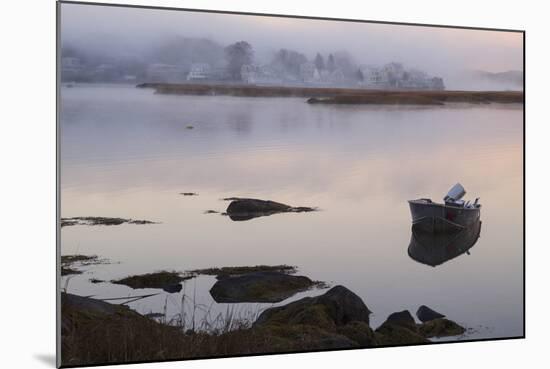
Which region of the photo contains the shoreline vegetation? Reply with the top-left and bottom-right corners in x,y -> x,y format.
136,82 -> 523,105
61,256 -> 467,366
61,282 -> 465,366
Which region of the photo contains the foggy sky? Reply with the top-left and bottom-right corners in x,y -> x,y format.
60,2 -> 523,78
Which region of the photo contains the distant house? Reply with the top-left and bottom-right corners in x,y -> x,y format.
146,63 -> 186,83
359,66 -> 387,87
241,64 -> 282,85
187,63 -> 211,81
358,64 -> 445,90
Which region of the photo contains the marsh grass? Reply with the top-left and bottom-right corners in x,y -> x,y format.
61,280 -> 275,366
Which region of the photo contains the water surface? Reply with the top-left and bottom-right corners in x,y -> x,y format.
60,84 -> 523,338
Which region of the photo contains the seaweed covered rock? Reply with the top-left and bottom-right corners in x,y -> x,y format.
375,324 -> 429,345
112,271 -> 192,293
418,318 -> 466,338
416,305 -> 446,323
375,310 -> 428,345
209,271 -> 316,303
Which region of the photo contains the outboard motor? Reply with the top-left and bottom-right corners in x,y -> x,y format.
444,183 -> 466,203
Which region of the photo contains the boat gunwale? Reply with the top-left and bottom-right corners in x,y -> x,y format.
408,199 -> 482,211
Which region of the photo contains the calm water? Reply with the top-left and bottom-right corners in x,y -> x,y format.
60,84 -> 523,339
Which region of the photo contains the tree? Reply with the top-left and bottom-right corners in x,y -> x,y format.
314,53 -> 325,70
327,54 -> 336,72
356,68 -> 364,82
271,48 -> 308,78
224,41 -> 254,80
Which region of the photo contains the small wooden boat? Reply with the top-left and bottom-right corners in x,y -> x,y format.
408,183 -> 481,233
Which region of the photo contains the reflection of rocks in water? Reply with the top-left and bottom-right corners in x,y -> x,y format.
408,220 -> 482,267
225,198 -> 317,221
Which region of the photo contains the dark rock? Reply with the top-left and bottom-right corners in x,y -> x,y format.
416,305 -> 446,323
419,318 -> 466,338
315,286 -> 372,326
112,271 -> 193,293
383,310 -> 417,330
227,198 -> 291,214
252,286 -> 375,349
162,284 -> 183,293
374,310 -> 429,345
204,210 -> 219,214
61,217 -> 157,227
225,198 -> 316,221
180,192 -> 198,196
209,271 -> 316,303
255,285 -> 371,327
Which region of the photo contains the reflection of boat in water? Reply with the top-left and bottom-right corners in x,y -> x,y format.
408,183 -> 481,233
408,219 -> 482,267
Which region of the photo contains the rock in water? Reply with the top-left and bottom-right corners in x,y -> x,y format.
209,271 -> 315,303
255,285 -> 372,327
416,305 -> 446,323
225,198 -> 315,221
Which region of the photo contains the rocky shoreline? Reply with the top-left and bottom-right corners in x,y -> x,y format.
62,283 -> 466,366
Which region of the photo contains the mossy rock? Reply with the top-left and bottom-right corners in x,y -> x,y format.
209,271 -> 316,303
336,321 -> 378,347
112,271 -> 192,293
418,318 -> 466,338
375,323 -> 429,345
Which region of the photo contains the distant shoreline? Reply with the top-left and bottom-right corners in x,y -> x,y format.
136,82 -> 523,105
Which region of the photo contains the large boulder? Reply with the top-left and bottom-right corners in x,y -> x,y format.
253,286 -> 375,349
419,318 -> 466,338
255,285 -> 372,328
209,271 -> 316,303
416,305 -> 446,323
